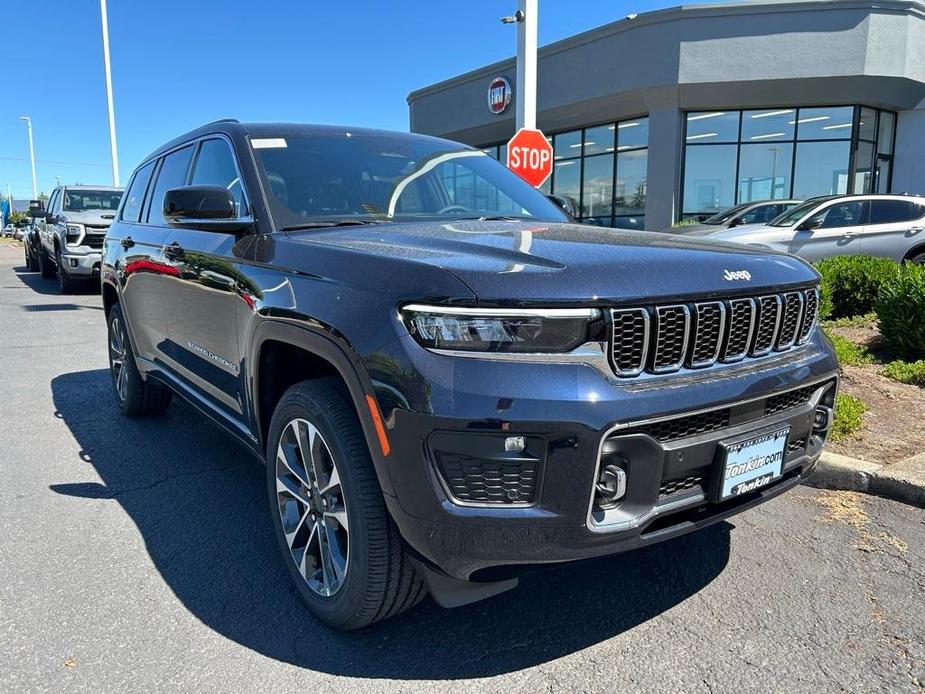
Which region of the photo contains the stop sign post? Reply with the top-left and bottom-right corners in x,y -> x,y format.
506,128 -> 553,188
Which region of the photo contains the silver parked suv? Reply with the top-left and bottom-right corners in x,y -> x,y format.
35,185 -> 123,292
682,194 -> 925,264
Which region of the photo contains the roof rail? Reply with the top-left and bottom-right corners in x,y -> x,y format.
201,118 -> 240,126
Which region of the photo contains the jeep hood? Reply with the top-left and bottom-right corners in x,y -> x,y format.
286,220 -> 817,303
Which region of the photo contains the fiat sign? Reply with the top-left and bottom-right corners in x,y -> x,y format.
506,128 -> 553,188
487,77 -> 512,115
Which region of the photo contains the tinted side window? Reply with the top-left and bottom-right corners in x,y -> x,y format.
869,200 -> 922,225
121,161 -> 156,222
146,145 -> 194,225
190,139 -> 244,215
740,204 -> 779,225
811,201 -> 867,229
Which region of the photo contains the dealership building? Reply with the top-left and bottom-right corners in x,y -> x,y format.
407,0 -> 925,231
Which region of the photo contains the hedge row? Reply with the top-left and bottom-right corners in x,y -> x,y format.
815,256 -> 925,361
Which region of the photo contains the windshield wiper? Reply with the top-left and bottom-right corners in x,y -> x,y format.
282,219 -> 386,231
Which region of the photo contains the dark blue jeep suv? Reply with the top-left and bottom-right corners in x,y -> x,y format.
101,120 -> 838,629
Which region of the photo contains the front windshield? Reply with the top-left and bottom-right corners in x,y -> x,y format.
703,203 -> 751,225
768,197 -> 834,227
63,189 -> 122,212
249,132 -> 568,229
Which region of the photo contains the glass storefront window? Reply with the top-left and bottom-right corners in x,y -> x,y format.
681,105 -> 895,217
878,111 -> 895,155
581,154 -> 614,217
617,117 -> 649,150
615,149 -> 647,215
583,125 -> 615,156
793,140 -> 850,198
551,159 -> 580,211
741,109 -> 795,142
858,107 -> 877,142
553,130 -> 582,160
479,115 -> 649,228
686,111 -> 739,143
683,145 -> 737,214
854,140 -> 875,194
795,106 -> 854,140
738,143 -> 793,202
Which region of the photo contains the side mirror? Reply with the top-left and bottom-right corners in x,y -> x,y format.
800,217 -> 823,231
28,199 -> 44,214
546,194 -> 576,219
163,186 -> 251,233
728,217 -> 742,228
44,213 -> 55,224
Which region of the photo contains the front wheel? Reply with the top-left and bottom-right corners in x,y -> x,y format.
107,303 -> 172,417
56,248 -> 82,294
909,251 -> 925,266
266,380 -> 425,630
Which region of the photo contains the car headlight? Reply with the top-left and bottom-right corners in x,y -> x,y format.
401,304 -> 601,353
65,224 -> 85,247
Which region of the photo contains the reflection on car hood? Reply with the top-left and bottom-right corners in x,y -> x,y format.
61,210 -> 117,226
697,223 -> 779,241
286,219 -> 817,302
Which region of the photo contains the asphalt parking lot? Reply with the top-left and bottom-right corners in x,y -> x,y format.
0,242 -> 923,694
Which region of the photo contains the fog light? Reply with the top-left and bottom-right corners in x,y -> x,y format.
69,258 -> 78,268
595,464 -> 626,504
504,436 -> 526,452
813,406 -> 833,433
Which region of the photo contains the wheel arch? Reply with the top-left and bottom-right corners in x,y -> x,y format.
250,320 -> 395,496
903,242 -> 925,263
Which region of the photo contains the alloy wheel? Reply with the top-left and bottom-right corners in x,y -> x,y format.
275,418 -> 349,597
109,316 -> 128,402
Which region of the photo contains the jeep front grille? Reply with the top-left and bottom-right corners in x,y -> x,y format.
607,288 -> 818,377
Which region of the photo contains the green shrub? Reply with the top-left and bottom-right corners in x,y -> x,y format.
831,393 -> 867,442
875,263 -> 925,361
815,255 -> 900,319
825,330 -> 874,366
882,359 -> 925,387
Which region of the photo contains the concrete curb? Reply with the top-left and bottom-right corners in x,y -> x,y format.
805,451 -> 925,507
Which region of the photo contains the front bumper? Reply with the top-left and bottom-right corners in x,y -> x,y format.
372,331 -> 839,581
60,250 -> 102,277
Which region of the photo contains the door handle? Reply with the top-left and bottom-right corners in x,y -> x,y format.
121,237 -> 135,249
164,241 -> 184,260
841,230 -> 861,238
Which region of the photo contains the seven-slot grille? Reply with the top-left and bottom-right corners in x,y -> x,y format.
608,288 -> 819,377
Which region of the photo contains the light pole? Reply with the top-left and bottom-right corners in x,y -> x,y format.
99,0 -> 120,186
501,0 -> 538,131
18,116 -> 37,199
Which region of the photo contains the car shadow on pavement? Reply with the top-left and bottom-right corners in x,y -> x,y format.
50,369 -> 731,679
12,265 -> 100,296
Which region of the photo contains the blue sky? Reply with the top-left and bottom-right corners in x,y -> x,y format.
1,0 -> 706,200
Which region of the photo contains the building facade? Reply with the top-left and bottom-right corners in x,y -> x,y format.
407,0 -> 925,231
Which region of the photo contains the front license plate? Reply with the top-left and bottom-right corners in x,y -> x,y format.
717,427 -> 788,501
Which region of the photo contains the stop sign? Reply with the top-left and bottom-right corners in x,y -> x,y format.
506,128 -> 553,188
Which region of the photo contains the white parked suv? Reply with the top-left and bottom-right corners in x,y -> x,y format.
684,194 -> 925,264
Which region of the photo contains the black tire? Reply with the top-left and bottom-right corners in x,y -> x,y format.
107,303 -> 173,417
908,251 -> 925,266
266,380 -> 425,630
56,248 -> 82,294
39,248 -> 55,278
24,244 -> 37,272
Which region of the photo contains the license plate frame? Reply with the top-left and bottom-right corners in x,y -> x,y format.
712,427 -> 789,502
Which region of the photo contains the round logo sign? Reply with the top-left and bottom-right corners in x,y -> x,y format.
487,77 -> 512,115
